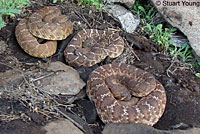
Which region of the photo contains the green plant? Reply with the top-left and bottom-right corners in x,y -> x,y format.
195,73 -> 200,78
193,62 -> 200,69
78,0 -> 104,11
176,44 -> 193,62
148,24 -> 199,68
0,0 -> 30,29
145,24 -> 176,50
169,43 -> 195,63
131,0 -> 200,69
131,0 -> 176,50
52,0 -> 64,3
132,0 -> 157,25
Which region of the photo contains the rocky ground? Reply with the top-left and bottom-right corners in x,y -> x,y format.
0,0 -> 200,134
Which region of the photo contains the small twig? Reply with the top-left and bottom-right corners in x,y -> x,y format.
166,56 -> 193,77
37,110 -> 52,118
128,43 -> 140,61
74,10 -> 92,28
0,62 -> 29,84
30,72 -> 55,82
108,27 -> 121,32
54,107 -> 85,133
166,56 -> 177,77
0,61 -> 16,70
0,114 -> 20,121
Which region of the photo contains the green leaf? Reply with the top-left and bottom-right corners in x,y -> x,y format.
157,40 -> 162,44
195,73 -> 200,78
157,24 -> 162,28
0,16 -> 5,29
146,15 -> 150,20
138,6 -> 146,14
53,0 -> 58,3
0,0 -> 30,29
7,8 -> 21,14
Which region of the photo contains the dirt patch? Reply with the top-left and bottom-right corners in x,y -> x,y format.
0,98 -> 46,134
0,0 -> 200,134
0,119 -> 46,134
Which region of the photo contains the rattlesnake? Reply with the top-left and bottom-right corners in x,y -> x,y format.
64,29 -> 125,67
15,6 -> 73,58
87,63 -> 166,126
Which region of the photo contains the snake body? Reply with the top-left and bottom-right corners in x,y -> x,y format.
87,63 -> 166,126
64,29 -> 125,67
15,6 -> 73,58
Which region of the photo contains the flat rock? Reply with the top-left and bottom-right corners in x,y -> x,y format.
43,119 -> 84,134
170,35 -> 189,48
156,89 -> 200,129
104,4 -> 140,33
102,123 -> 200,134
0,70 -> 23,92
151,0 -> 200,59
0,119 -> 46,134
104,0 -> 135,9
0,62 -> 85,103
76,99 -> 97,124
38,61 -> 85,96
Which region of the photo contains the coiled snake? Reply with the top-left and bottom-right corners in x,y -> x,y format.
64,29 -> 125,67
87,63 -> 166,126
15,6 -> 73,58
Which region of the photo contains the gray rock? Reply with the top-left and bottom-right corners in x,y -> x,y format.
43,119 -> 84,134
104,0 -> 136,9
0,70 -> 23,93
38,61 -> 85,96
151,0 -> 200,58
170,35 -> 189,48
77,100 -> 97,124
104,4 -> 140,33
0,62 -> 85,104
102,123 -> 200,134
